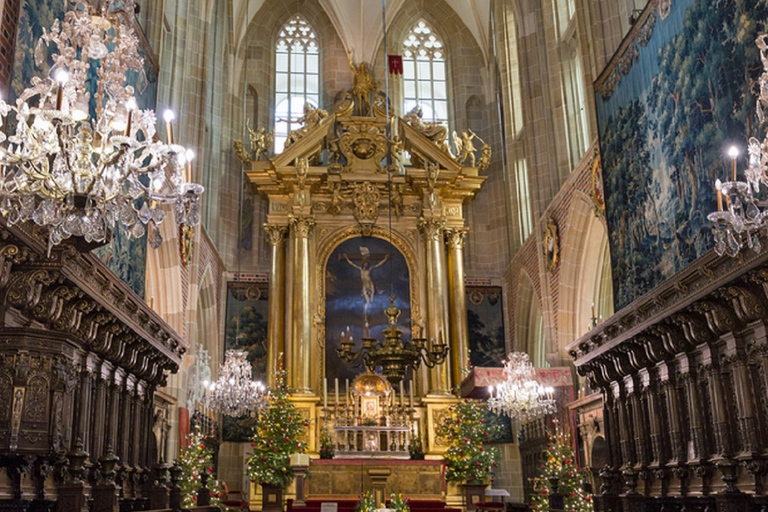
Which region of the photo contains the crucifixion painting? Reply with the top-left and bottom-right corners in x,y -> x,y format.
325,237 -> 410,384
342,246 -> 389,327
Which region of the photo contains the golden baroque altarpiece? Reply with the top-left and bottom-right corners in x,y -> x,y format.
239,78 -> 489,499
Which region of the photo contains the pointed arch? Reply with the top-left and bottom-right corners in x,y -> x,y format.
144,212 -> 184,334
558,194 -> 612,352
515,270 -> 546,367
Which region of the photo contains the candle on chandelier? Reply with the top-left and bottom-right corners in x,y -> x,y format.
164,109 -> 175,144
54,69 -> 69,111
716,179 -> 723,212
185,148 -> 195,183
125,98 -> 137,136
729,146 -> 739,181
591,302 -> 596,320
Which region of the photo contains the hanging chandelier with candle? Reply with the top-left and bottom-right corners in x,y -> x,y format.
208,349 -> 269,417
337,296 -> 449,385
0,0 -> 202,252
708,33 -> 768,257
487,352 -> 555,423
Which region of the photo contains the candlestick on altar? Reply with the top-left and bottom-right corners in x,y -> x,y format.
335,377 -> 339,406
323,377 -> 328,414
399,381 -> 405,413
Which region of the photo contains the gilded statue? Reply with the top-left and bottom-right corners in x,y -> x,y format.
233,139 -> 251,165
403,106 -> 450,152
477,143 -> 492,173
284,103 -> 329,149
452,130 -> 478,167
348,52 -> 379,116
247,125 -> 274,161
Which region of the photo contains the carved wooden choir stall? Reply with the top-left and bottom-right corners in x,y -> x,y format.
569,246 -> 768,511
0,222 -> 186,511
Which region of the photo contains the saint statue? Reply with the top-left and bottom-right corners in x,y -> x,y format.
403,106 -> 450,152
348,52 -> 379,116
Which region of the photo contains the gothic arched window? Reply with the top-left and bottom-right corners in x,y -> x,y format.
402,20 -> 448,124
274,16 -> 319,151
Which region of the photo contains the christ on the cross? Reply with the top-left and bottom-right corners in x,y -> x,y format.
343,247 -> 389,323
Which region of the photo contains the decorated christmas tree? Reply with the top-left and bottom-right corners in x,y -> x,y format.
530,424 -> 593,512
246,362 -> 309,488
438,398 -> 501,484
178,425 -> 222,508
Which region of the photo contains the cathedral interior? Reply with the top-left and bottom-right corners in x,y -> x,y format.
0,0 -> 767,511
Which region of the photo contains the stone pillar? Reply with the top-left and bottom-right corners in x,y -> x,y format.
419,219 -> 450,395
265,224 -> 287,387
445,227 -> 469,388
289,215 -> 314,393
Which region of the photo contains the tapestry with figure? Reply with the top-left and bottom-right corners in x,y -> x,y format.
325,237 -> 410,386
596,0 -> 768,310
466,286 -> 512,443
466,287 -> 505,369
11,0 -> 159,298
222,281 -> 269,441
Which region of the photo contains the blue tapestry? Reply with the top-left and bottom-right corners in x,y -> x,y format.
11,1 -> 158,298
596,0 -> 768,310
325,237 -> 410,386
222,281 -> 269,441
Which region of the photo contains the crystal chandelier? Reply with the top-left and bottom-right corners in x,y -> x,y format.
208,349 -> 269,417
487,352 -> 555,423
337,296 -> 449,385
0,0 -> 202,252
708,33 -> 768,257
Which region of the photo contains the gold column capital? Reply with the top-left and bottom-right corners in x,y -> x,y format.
444,227 -> 468,250
289,215 -> 315,238
418,218 -> 446,241
264,224 -> 288,247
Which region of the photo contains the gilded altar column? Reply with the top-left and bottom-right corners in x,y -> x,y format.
289,215 -> 314,393
419,219 -> 450,394
265,224 -> 287,387
445,227 -> 469,388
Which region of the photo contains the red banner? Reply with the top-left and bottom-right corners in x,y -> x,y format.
388,54 -> 403,75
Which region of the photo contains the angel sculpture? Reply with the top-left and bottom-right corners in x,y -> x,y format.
453,130 -> 478,167
247,125 -> 274,161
